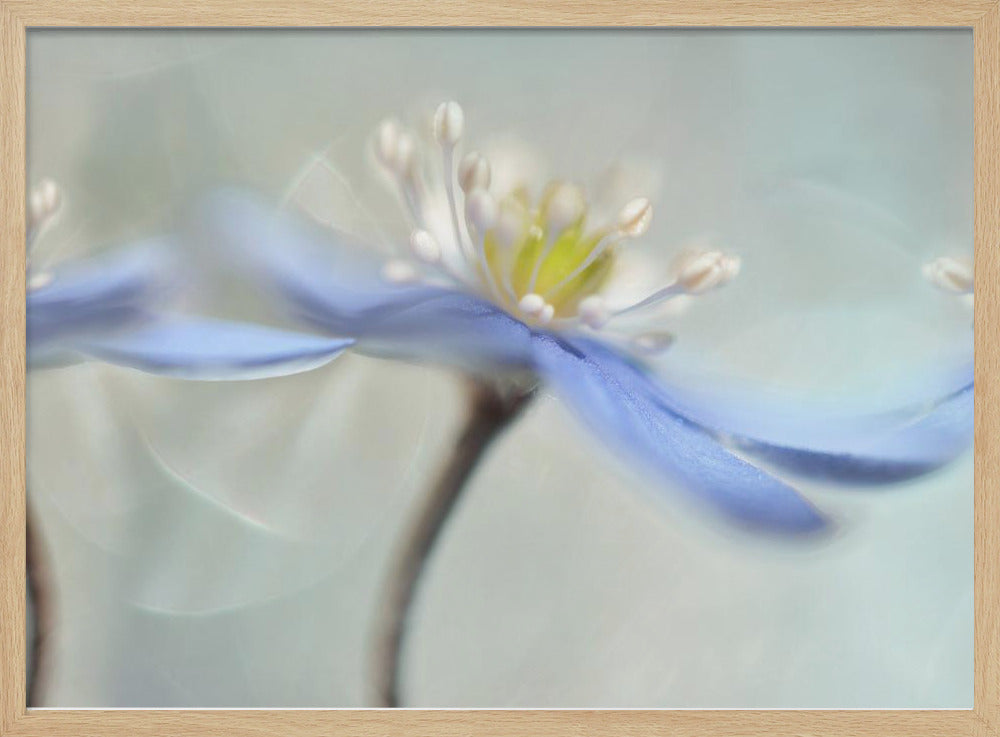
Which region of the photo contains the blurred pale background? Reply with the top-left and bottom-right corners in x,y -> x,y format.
26,30 -> 973,707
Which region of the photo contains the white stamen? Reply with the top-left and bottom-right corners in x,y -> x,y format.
374,119 -> 401,170
462,189 -> 505,299
409,229 -> 441,264
435,144 -> 477,268
493,203 -> 523,249
617,197 -> 652,238
373,121 -> 427,230
465,189 -> 498,232
631,331 -> 675,355
539,303 -> 555,324
541,195 -> 649,299
577,295 -> 609,329
613,251 -> 739,318
27,179 -> 62,249
614,283 -> 683,317
526,184 -> 584,293
380,259 -> 420,284
458,151 -> 491,193
923,256 -> 973,294
29,179 -> 61,224
676,250 -> 740,294
391,132 -> 417,177
433,101 -> 464,145
433,103 -> 472,265
518,293 -> 546,317
486,202 -> 522,300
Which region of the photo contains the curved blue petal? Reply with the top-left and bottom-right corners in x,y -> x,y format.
614,345 -> 974,484
531,333 -> 829,535
70,317 -> 353,380
201,190 -> 534,370
728,382 -> 973,482
27,241 -> 177,364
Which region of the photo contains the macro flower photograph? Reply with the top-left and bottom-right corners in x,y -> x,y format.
24,29 -> 972,707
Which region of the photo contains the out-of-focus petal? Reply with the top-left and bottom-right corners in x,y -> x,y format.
201,190 -> 535,370
730,382 -> 973,482
70,317 -> 353,380
27,241 -> 176,363
639,356 -> 974,484
531,333 -> 829,535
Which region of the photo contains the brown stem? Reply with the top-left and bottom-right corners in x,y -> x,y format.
26,499 -> 54,708
369,378 -> 537,707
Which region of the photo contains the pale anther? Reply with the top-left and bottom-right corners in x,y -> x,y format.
374,120 -> 401,169
677,251 -> 740,294
577,295 -> 609,329
458,152 -> 491,193
29,179 -> 61,224
493,204 -> 523,249
390,132 -> 417,177
617,197 -> 652,238
433,101 -> 464,146
518,293 -> 546,317
923,256 -> 973,294
465,189 -> 498,232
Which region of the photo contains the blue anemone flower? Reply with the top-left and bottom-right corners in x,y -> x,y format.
199,102 -> 972,536
25,181 -> 353,380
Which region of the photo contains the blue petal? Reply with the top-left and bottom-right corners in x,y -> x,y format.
727,382 -> 973,483
27,241 -> 176,363
202,190 -> 534,370
70,317 -> 353,380
621,349 -> 974,484
531,333 -> 829,535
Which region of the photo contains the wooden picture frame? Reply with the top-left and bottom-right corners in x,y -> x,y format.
1,1 -> 997,734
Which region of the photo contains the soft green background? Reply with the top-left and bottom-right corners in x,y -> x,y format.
26,30 -> 973,707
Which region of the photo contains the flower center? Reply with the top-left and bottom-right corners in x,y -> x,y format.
478,183 -> 617,320
372,101 -> 736,333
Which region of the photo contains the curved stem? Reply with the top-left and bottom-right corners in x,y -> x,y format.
369,378 -> 537,707
26,499 -> 54,708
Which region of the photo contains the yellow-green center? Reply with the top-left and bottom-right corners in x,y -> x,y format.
481,184 -> 615,319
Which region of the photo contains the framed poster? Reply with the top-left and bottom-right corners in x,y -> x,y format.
1,2 -> 997,735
